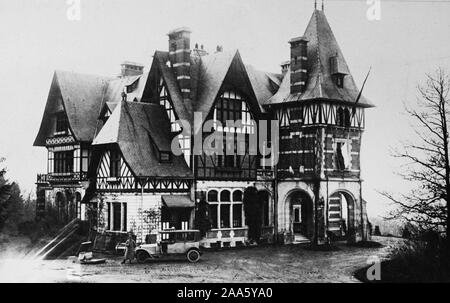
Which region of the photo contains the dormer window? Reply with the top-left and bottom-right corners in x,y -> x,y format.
55,111 -> 69,135
160,151 -> 171,162
330,55 -> 346,88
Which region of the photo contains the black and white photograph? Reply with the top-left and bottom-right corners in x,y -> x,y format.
1,0 -> 450,288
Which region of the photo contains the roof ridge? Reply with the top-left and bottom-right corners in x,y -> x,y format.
54,69 -> 115,81
313,10 -> 324,96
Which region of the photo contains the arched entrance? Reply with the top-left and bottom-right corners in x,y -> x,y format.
328,191 -> 356,240
55,192 -> 67,223
286,190 -> 314,241
257,190 -> 270,227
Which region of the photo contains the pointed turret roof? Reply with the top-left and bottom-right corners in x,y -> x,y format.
266,9 -> 374,107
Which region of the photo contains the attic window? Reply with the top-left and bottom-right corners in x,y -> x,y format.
160,151 -> 171,162
55,111 -> 69,134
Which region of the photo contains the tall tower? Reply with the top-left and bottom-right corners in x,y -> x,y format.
268,9 -> 374,244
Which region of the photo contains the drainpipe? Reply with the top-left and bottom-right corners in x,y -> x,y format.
273,163 -> 278,244
359,179 -> 364,241
359,131 -> 364,242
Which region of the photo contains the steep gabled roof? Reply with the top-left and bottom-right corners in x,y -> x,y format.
93,101 -> 192,178
34,71 -> 112,146
265,10 -> 374,108
146,49 -> 280,134
192,50 -> 266,133
245,64 -> 281,108
34,69 -> 150,146
152,51 -> 191,122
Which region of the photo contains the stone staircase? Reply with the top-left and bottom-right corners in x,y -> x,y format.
33,219 -> 88,260
293,234 -> 311,244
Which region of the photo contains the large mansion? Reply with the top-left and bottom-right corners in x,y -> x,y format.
34,8 -> 374,247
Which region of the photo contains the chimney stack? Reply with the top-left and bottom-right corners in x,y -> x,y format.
193,43 -> 208,57
120,61 -> 144,77
289,36 -> 308,94
168,27 -> 192,100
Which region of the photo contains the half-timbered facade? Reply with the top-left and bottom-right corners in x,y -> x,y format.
264,8 -> 374,244
34,7 -> 374,246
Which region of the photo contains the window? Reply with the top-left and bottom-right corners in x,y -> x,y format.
233,204 -> 242,227
220,190 -> 230,202
208,189 -> 244,229
81,148 -> 90,173
207,189 -> 243,228
225,155 -> 236,168
160,152 -> 171,162
214,91 -> 253,134
207,190 -> 218,202
334,74 -> 344,88
55,112 -> 69,134
290,107 -> 303,124
232,190 -> 243,202
293,205 -> 301,223
336,107 -> 351,127
335,140 -> 351,171
220,204 -> 230,228
344,108 -> 351,127
210,204 -> 218,229
110,149 -> 120,177
107,202 -> 127,231
123,204 -> 127,231
53,150 -> 73,174
113,203 -> 121,231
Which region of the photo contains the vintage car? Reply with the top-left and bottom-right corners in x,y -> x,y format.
135,230 -> 202,263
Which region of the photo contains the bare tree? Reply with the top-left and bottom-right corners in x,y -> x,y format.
382,68 -> 450,240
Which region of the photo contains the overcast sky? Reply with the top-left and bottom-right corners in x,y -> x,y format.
1,0 -> 450,217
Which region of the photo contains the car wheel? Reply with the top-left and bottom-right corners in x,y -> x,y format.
136,251 -> 149,263
187,249 -> 200,263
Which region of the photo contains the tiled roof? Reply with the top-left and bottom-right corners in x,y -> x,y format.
93,101 -> 192,178
265,10 -> 374,108
34,71 -> 112,146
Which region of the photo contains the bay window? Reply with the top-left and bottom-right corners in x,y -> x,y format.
53,150 -> 73,174
207,189 -> 244,230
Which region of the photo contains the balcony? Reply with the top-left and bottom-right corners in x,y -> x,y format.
36,172 -> 88,184
257,168 -> 274,180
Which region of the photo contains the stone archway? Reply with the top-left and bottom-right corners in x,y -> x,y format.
55,192 -> 67,223
285,190 -> 314,241
328,191 -> 356,241
257,190 -> 271,227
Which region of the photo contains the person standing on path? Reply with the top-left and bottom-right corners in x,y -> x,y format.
121,233 -> 136,264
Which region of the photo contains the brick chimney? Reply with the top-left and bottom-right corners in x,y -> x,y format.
168,27 -> 191,100
120,61 -> 144,77
289,36 -> 308,94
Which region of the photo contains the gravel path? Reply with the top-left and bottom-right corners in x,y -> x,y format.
0,236 -> 402,283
